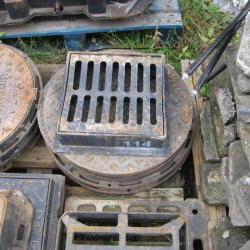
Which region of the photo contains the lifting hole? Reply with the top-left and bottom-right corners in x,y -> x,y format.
192,209 -> 198,215
16,224 -> 25,241
193,239 -> 203,250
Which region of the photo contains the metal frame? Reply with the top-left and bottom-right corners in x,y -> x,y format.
56,199 -> 209,250
54,52 -> 168,154
0,173 -> 65,250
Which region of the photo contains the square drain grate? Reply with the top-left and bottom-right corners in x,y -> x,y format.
56,52 -> 167,153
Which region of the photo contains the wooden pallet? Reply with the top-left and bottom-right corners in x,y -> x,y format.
0,0 -> 182,50
181,60 -> 228,250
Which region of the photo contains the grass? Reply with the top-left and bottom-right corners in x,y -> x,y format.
1,0 -> 238,72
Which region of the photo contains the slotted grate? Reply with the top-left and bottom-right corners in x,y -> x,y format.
56,52 -> 167,151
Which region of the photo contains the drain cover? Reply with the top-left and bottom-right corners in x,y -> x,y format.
54,52 -> 168,155
38,50 -> 193,194
0,45 -> 42,168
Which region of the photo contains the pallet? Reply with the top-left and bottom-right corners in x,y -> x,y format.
0,0 -> 182,50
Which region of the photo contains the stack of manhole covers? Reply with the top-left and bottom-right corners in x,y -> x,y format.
38,50 -> 193,194
0,44 -> 42,170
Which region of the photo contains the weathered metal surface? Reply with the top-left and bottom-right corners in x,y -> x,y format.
0,173 -> 65,250
50,140 -> 191,194
0,190 -> 33,250
38,52 -> 193,193
56,199 -> 209,250
64,188 -> 184,212
0,44 -> 42,169
0,0 -> 153,25
54,52 -> 167,154
0,44 -> 37,144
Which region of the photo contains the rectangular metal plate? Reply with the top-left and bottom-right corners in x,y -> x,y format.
0,173 -> 65,250
56,52 -> 167,150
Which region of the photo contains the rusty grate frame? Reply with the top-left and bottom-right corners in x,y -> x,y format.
56,199 -> 209,250
54,52 -> 168,155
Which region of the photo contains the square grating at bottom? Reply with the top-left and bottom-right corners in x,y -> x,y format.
55,52 -> 168,154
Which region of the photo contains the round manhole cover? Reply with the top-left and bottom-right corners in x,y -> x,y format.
0,45 -> 37,144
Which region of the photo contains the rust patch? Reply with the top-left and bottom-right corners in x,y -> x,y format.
0,45 -> 37,143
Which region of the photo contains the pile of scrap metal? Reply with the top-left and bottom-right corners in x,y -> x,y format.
199,13 -> 250,249
0,42 -> 196,248
0,0 -> 153,25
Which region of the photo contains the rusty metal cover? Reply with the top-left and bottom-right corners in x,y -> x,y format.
38,51 -> 193,194
0,44 -> 42,169
0,173 -> 65,250
54,52 -> 168,155
0,44 -> 38,145
56,199 -> 209,250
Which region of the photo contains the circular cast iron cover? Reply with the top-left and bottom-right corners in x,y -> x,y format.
0,45 -> 37,144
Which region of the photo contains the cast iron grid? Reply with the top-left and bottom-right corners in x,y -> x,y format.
57,52 -> 167,149
56,199 -> 209,250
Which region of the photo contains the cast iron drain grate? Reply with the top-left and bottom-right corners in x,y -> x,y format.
54,52 -> 168,154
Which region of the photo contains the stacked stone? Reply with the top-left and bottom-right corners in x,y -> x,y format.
200,13 -> 250,227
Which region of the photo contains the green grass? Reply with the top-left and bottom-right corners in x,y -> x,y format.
1,0 -> 237,72
4,37 -> 67,64
106,0 -> 233,71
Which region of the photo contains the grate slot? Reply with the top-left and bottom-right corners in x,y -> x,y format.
137,63 -> 144,92
67,95 -> 78,122
111,62 -> 119,92
123,97 -> 130,124
99,62 -> 106,91
150,64 -> 157,93
150,98 -> 157,125
137,98 -> 143,125
124,63 -> 131,92
95,96 -> 104,123
86,61 -> 94,90
109,96 -> 117,123
126,234 -> 173,247
81,95 -> 91,123
73,61 -> 82,90
73,233 -> 119,246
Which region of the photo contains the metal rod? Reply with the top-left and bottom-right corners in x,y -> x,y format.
205,63 -> 227,83
194,23 -> 239,93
